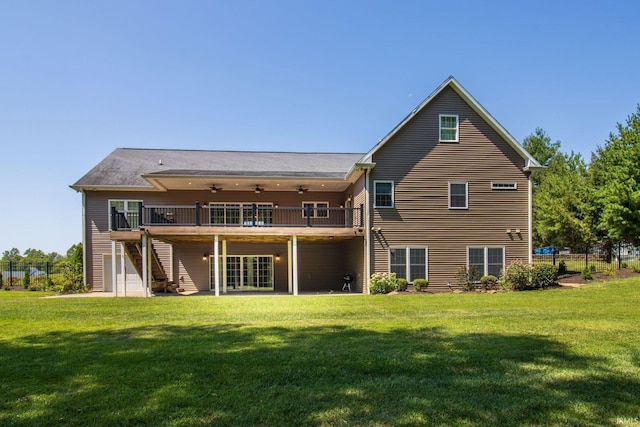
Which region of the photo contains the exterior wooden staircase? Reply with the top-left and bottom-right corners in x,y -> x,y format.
123,241 -> 168,288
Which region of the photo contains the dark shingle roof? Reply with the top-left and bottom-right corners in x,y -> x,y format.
72,148 -> 365,188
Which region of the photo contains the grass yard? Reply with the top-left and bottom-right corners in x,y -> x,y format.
1,281 -> 639,426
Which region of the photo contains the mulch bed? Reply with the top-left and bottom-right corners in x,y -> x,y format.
558,268 -> 640,285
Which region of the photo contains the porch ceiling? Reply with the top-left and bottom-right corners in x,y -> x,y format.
156,234 -> 360,244
115,226 -> 364,245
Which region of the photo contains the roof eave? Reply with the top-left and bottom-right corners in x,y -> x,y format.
69,184 -> 161,193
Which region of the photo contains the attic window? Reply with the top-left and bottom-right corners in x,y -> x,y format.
491,182 -> 517,190
439,114 -> 459,142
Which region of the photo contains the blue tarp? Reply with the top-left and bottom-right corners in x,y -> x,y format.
534,247 -> 557,255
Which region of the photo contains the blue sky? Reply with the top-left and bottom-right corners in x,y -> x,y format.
1,0 -> 639,255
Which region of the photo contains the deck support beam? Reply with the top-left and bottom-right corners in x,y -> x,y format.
213,235 -> 220,296
120,242 -> 127,296
142,234 -> 149,297
222,239 -> 227,294
287,239 -> 293,294
111,240 -> 117,296
292,235 -> 298,296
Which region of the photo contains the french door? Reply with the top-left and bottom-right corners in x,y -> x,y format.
212,255 -> 274,291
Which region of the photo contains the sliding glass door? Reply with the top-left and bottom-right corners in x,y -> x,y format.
212,255 -> 274,291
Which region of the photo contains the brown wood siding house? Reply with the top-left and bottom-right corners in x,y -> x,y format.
71,77 -> 541,295
366,85 -> 533,291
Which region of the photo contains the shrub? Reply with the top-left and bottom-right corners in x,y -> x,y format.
369,272 -> 398,295
603,268 -> 615,276
28,284 -> 40,292
558,260 -> 568,275
621,262 -> 628,269
21,268 -> 31,288
530,263 -> 558,289
413,278 -> 428,291
480,275 -> 498,290
589,264 -> 596,272
581,268 -> 593,280
631,265 -> 640,273
456,265 -> 479,291
396,278 -> 408,292
503,260 -> 531,291
498,276 -> 511,291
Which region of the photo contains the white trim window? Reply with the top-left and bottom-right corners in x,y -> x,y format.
389,247 -> 428,282
302,202 -> 329,218
374,180 -> 394,208
468,246 -> 505,278
448,182 -> 468,209
439,114 -> 459,142
109,200 -> 142,230
210,203 -> 273,225
491,182 -> 517,190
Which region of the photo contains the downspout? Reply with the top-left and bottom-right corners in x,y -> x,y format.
81,190 -> 88,288
528,173 -> 533,264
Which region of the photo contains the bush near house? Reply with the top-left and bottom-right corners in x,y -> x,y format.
413,278 -> 428,291
502,260 -> 559,290
396,278 -> 408,291
456,265 -> 479,291
369,272 -> 398,294
530,263 -> 559,289
480,275 -> 498,290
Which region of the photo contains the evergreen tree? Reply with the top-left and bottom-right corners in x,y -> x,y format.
590,105 -> 640,245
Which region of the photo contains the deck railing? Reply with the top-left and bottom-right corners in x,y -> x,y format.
111,203 -> 364,231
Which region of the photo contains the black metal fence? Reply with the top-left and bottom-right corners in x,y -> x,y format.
0,261 -> 62,287
532,243 -> 640,273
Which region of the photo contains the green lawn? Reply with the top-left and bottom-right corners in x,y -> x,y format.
1,281 -> 639,427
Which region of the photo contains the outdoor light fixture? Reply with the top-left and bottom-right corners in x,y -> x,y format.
203,253 -> 208,261
275,254 -> 281,262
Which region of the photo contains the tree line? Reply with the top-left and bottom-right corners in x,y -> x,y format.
524,105 -> 640,253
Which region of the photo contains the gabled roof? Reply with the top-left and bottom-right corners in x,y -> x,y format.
360,76 -> 542,170
71,148 -> 365,190
71,77 -> 541,192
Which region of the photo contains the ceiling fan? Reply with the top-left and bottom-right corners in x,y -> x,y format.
297,185 -> 309,194
210,185 -> 222,193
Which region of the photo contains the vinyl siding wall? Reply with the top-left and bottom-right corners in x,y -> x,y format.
369,86 -> 530,291
84,189 -> 360,291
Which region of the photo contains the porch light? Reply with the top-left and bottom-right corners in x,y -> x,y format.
203,253 -> 208,261
275,254 -> 281,262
